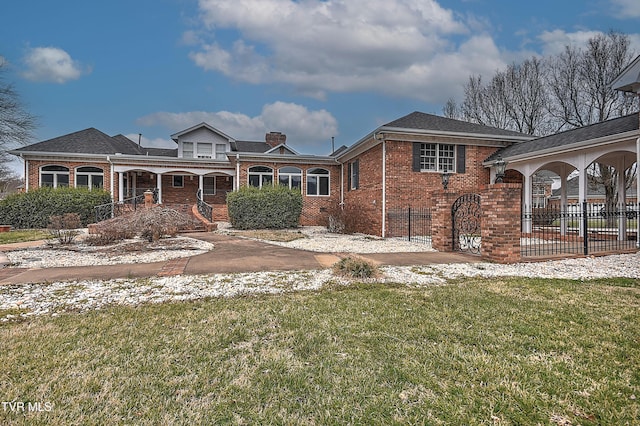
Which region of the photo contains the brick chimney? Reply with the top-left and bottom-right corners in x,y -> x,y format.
265,132 -> 286,148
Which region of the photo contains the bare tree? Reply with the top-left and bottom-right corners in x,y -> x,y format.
460,58 -> 549,135
451,31 -> 638,211
0,58 -> 35,191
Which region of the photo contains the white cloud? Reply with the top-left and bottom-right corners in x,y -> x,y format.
611,0 -> 640,18
124,134 -> 175,149
187,0 -> 505,103
21,47 -> 88,83
136,102 -> 338,151
537,29 -> 640,56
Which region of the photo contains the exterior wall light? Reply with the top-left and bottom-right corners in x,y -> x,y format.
441,171 -> 450,189
494,157 -> 507,183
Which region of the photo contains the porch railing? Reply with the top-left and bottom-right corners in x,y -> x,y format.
521,202 -> 638,257
94,189 -> 158,223
196,189 -> 213,222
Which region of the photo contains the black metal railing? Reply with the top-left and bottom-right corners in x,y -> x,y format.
522,202 -> 638,257
94,189 -> 157,223
386,206 -> 432,244
196,189 -> 213,222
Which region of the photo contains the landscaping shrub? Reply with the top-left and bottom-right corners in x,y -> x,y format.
0,187 -> 111,229
326,203 -> 362,234
226,185 -> 303,230
333,256 -> 379,279
48,213 -> 82,245
88,207 -> 200,244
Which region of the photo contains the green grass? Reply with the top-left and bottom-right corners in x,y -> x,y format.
1,277 -> 639,425
0,229 -> 51,244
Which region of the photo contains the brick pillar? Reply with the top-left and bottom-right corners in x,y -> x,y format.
144,190 -> 154,209
431,189 -> 460,252
481,183 -> 522,263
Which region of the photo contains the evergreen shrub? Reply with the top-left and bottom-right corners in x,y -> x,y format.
0,187 -> 112,229
226,185 -> 303,229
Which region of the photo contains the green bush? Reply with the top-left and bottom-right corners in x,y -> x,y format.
0,187 -> 112,229
226,185 -> 303,230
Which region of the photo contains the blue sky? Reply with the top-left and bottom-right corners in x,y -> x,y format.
2,0 -> 640,162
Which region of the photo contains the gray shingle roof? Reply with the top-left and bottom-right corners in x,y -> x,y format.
14,128 -> 146,155
488,113 -> 639,161
231,140 -> 271,153
382,111 -> 529,137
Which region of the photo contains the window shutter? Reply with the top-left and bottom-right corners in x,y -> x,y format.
354,160 -> 359,189
412,143 -> 421,172
347,162 -> 352,191
456,145 -> 466,174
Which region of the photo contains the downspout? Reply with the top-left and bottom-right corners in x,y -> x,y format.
21,154 -> 28,193
340,162 -> 344,206
235,154 -> 240,191
382,138 -> 386,238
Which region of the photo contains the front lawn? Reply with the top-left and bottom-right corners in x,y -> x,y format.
1,277 -> 638,425
0,229 -> 51,244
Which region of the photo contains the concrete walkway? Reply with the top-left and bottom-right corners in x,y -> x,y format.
0,232 -> 479,285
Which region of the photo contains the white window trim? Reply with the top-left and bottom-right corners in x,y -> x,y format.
278,167 -> 302,190
306,168 -> 330,197
248,167 -> 274,189
203,176 -> 216,195
75,167 -> 104,190
172,175 -> 184,188
420,143 -> 456,173
40,165 -> 70,188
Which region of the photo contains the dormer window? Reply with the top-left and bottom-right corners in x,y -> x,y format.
182,141 -> 224,159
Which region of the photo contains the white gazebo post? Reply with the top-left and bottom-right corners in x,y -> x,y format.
560,167 -> 569,236
616,158 -> 627,240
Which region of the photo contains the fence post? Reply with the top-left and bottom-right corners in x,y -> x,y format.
582,200 -> 589,256
408,207 -> 412,242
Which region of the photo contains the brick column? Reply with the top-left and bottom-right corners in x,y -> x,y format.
481,183 -> 522,263
431,189 -> 460,252
144,190 -> 154,209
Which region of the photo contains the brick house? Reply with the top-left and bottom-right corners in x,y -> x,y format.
11,112 -> 531,234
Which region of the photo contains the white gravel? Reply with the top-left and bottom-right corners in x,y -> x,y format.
1,224 -> 639,322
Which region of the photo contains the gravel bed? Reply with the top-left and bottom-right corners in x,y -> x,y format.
1,225 -> 638,322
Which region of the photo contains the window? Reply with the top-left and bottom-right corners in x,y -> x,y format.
278,166 -> 302,190
75,166 -> 104,189
215,144 -> 227,160
40,165 -> 69,188
182,142 -> 194,158
172,175 -> 184,188
348,160 -> 359,190
203,176 -> 216,195
419,143 -> 456,172
248,166 -> 273,188
306,168 -> 329,196
197,143 -> 213,159
533,185 -> 547,208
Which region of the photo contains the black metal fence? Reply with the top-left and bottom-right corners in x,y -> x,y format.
94,189 -> 158,223
386,207 -> 432,244
521,202 -> 638,257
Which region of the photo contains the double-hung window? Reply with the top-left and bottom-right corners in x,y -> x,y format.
419,143 -> 455,173
182,142 -> 194,158
203,176 -> 216,195
306,168 -> 329,196
197,143 -> 213,159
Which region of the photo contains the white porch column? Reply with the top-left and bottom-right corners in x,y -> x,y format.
118,172 -> 124,203
617,158 -> 627,240
577,161 -> 588,236
156,173 -> 162,204
235,154 -> 240,191
522,172 -> 532,233
199,175 -> 204,195
560,169 -> 569,236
